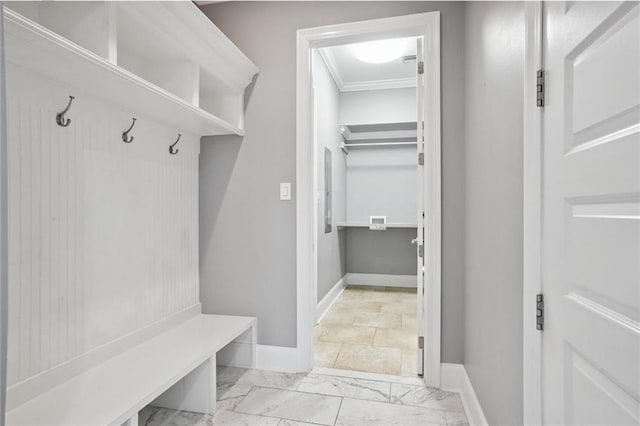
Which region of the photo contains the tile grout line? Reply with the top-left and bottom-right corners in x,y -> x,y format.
333,396 -> 344,426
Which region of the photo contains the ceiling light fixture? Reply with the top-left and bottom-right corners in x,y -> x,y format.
352,38 -> 409,64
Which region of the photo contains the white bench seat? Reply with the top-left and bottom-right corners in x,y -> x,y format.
6,314 -> 257,426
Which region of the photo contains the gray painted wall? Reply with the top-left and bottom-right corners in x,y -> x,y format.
463,2 -> 524,425
314,50 -> 347,302
200,1 -> 466,362
346,228 -> 416,275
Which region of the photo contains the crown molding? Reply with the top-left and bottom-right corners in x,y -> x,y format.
317,48 -> 415,92
342,77 -> 415,92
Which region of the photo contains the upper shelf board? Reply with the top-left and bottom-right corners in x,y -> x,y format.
341,121 -> 417,142
2,4 -> 258,137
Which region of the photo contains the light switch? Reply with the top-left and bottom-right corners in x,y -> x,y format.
280,182 -> 292,201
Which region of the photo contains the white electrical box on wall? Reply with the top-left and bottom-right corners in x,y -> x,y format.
369,216 -> 387,230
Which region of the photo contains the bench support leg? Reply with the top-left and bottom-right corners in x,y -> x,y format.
149,355 -> 217,415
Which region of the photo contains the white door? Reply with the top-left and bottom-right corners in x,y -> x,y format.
415,36 -> 425,377
541,2 -> 640,424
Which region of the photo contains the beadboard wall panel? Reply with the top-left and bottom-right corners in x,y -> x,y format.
6,65 -> 200,389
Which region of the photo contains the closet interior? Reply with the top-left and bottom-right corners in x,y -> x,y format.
312,38 -> 421,377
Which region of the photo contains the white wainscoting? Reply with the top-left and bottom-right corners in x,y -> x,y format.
5,66 -> 201,395
346,273 -> 417,288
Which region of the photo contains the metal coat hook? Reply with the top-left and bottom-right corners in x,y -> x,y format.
56,96 -> 75,127
122,118 -> 137,143
169,133 -> 181,155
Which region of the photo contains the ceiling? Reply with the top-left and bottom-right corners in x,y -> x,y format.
318,37 -> 418,92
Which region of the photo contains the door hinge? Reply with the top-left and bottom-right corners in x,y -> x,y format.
536,69 -> 545,107
536,294 -> 544,331
418,61 -> 424,75
418,336 -> 424,349
418,244 -> 424,258
418,152 -> 424,165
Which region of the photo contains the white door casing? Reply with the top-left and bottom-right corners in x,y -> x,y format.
296,12 -> 441,387
541,2 -> 640,425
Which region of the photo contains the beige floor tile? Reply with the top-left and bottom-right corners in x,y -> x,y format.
319,310 -> 356,326
401,349 -> 418,377
401,314 -> 417,330
374,328 -> 418,351
353,311 -> 402,329
334,344 -> 402,375
341,289 -> 404,303
314,326 -> 325,342
332,300 -> 382,313
380,301 -> 417,315
318,325 -> 376,345
314,341 -> 342,368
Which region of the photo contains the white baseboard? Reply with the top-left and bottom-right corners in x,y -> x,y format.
346,273 -> 417,288
256,345 -> 298,373
441,363 -> 488,426
315,276 -> 346,322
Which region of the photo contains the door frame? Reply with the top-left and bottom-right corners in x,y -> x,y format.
523,2 -> 543,425
295,11 -> 442,387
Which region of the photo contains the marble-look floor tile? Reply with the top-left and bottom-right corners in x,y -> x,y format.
374,328 -> 418,351
311,367 -> 425,386
218,367 -> 305,390
353,311 -> 401,329
139,406 -> 212,426
277,420 -> 320,426
402,314 -> 417,330
445,410 -> 470,426
297,373 -> 391,402
212,409 -> 280,425
390,384 -> 465,412
334,344 -> 402,375
319,310 -> 356,326
314,341 -> 342,368
235,387 -> 341,425
216,383 -> 253,411
335,397 -> 447,426
401,349 -> 418,377
318,325 -> 375,345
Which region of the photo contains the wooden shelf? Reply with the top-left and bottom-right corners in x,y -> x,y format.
336,222 -> 418,229
3,4 -> 258,137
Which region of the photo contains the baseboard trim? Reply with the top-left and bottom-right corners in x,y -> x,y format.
441,363 -> 488,426
346,273 -> 417,288
315,276 -> 346,323
256,345 -> 298,373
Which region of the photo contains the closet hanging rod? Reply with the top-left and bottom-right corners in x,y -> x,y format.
343,141 -> 417,148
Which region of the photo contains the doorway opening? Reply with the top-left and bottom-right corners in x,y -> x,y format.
296,12 -> 442,388
311,36 -> 421,377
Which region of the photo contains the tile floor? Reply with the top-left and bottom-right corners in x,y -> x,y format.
139,366 -> 469,426
314,286 -> 418,376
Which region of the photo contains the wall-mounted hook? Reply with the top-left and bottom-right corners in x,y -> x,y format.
169,133 -> 181,155
122,118 -> 137,143
56,96 -> 75,127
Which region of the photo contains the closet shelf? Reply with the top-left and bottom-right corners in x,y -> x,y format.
3,6 -> 258,137
336,222 -> 418,229
341,121 -> 418,143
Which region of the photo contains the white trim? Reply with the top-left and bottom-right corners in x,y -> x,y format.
441,363 -> 488,426
342,77 -> 415,92
317,47 -> 345,91
296,12 -> 441,387
346,273 -> 417,288
256,345 -> 298,373
316,276 -> 346,323
523,2 -> 543,425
